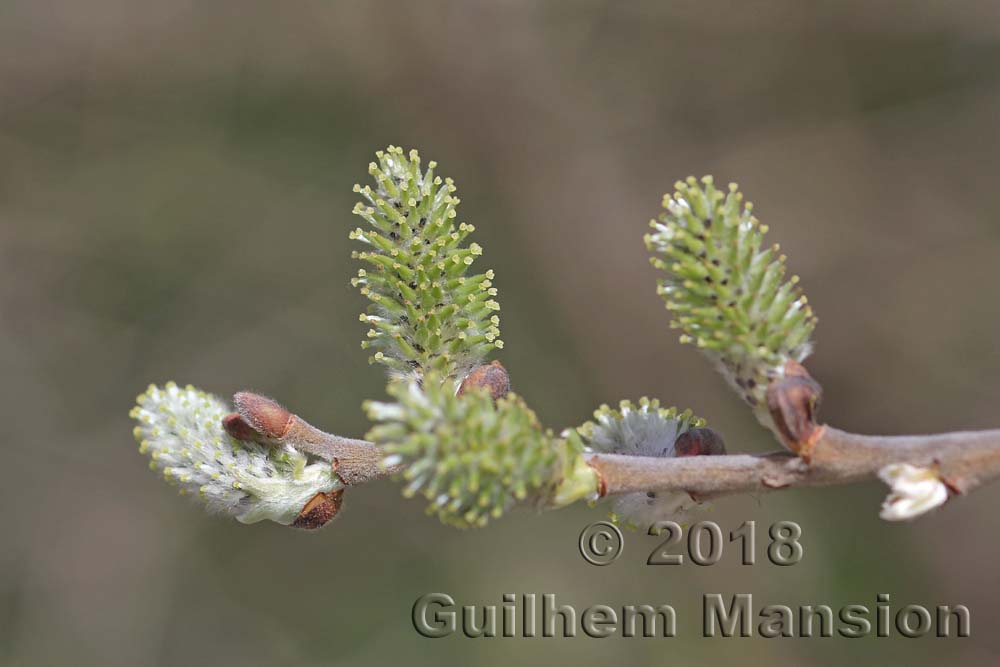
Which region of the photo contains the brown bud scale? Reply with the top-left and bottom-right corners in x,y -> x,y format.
674,427 -> 727,457
292,489 -> 344,530
234,392 -> 294,440
766,360 -> 824,459
222,413 -> 260,442
457,360 -> 510,401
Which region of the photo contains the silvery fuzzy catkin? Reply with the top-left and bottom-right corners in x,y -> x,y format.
131,383 -> 341,526
578,397 -> 705,528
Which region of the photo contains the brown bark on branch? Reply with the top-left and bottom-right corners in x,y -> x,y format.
586,426 -> 1000,499
231,390 -> 1000,504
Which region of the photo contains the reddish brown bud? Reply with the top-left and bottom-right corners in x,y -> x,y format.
234,392 -> 294,440
674,427 -> 727,457
292,489 -> 344,530
766,360 -> 824,458
222,413 -> 260,442
457,360 -> 510,401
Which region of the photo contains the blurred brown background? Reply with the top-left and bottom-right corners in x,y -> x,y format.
3,1 -> 1000,665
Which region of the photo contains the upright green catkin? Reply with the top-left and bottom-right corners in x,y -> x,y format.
354,148 -> 598,527
351,146 -> 501,380
645,177 -> 817,427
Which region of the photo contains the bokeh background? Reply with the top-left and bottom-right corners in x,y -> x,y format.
3,1 -> 1000,665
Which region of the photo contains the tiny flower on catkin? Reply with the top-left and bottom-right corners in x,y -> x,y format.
367,374 -> 594,528
645,177 -> 817,433
351,146 -> 502,380
577,398 -> 714,528
878,463 -> 949,521
130,383 -> 343,528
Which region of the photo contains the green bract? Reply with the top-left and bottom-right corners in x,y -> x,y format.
645,176 -> 817,423
351,146 -> 502,379
366,376 -> 587,528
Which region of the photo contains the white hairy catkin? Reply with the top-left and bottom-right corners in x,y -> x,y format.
131,383 -> 342,525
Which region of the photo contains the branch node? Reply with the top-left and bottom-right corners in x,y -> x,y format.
230,391 -> 387,486
587,457 -> 608,498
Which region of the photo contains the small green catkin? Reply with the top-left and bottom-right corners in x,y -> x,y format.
351,146 -> 502,380
366,376 -> 589,528
645,177 -> 817,424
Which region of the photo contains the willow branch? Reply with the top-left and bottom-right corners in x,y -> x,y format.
242,390 -> 1000,503
225,391 -> 403,485
586,426 -> 1000,499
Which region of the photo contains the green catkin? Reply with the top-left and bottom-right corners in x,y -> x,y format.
366,375 -> 589,528
355,148 -> 598,527
351,146 -> 501,380
645,177 -> 817,427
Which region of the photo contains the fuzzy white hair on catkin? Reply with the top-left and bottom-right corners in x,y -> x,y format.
582,399 -> 705,529
588,405 -> 686,457
609,490 -> 699,530
130,383 -> 342,526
